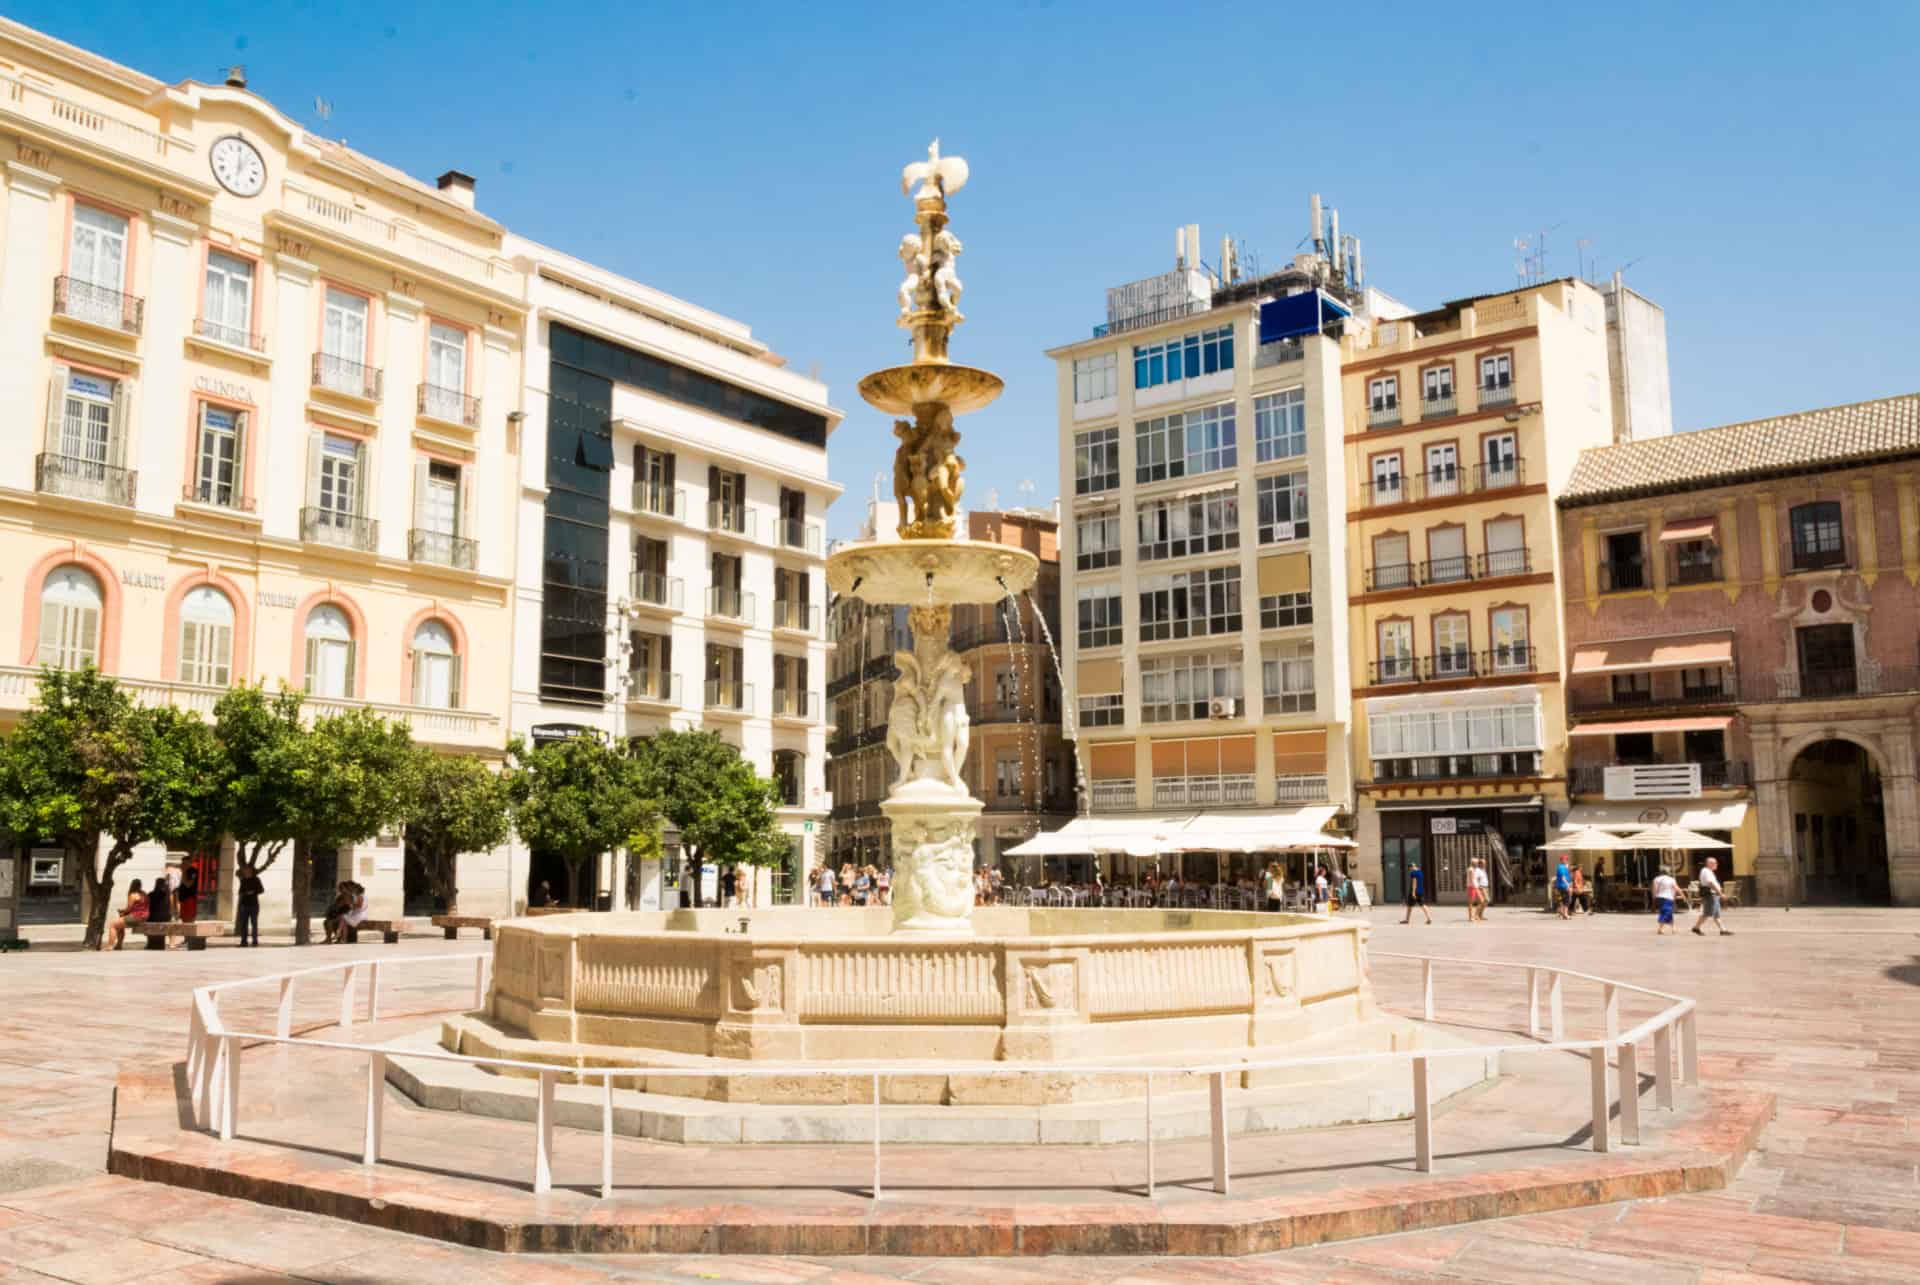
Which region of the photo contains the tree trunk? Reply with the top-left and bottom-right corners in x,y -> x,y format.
291,838 -> 313,946
562,856 -> 581,908
79,841 -> 110,951
249,838 -> 287,873
438,852 -> 458,915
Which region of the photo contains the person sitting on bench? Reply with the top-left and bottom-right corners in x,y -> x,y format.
341,883 -> 370,941
322,882 -> 351,943
103,879 -> 148,951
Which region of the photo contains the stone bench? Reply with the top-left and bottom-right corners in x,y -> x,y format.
344,918 -> 414,944
523,905 -> 579,917
433,914 -> 496,941
137,922 -> 227,951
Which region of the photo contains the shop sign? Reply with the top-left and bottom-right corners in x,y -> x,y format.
194,375 -> 255,405
1429,817 -> 1457,835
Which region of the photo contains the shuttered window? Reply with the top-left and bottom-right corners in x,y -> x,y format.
178,586 -> 234,687
38,566 -> 102,670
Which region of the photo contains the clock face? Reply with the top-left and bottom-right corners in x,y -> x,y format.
210,135 -> 266,197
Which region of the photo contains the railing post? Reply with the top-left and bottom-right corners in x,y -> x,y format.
1526,968 -> 1540,1037
1208,1070 -> 1230,1194
367,961 -> 382,1022
1422,958 -> 1435,1022
1618,1041 -> 1641,1145
364,1052 -> 386,1165
1411,1055 -> 1433,1173
277,976 -> 295,1040
600,1075 -> 614,1199
1589,1047 -> 1610,1153
474,956 -> 488,1012
1604,983 -> 1620,1048
871,1073 -> 883,1200
1654,1024 -> 1676,1110
1549,972 -> 1565,1043
339,965 -> 358,1030
220,1036 -> 241,1142
1680,1010 -> 1700,1085
533,1070 -> 555,1194
1144,1071 -> 1155,1198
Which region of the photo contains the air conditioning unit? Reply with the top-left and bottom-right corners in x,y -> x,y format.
1207,697 -> 1238,719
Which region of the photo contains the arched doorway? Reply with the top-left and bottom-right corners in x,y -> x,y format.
1789,739 -> 1890,904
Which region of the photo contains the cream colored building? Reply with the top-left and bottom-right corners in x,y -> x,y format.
0,21 -> 523,927
1046,236 -> 1359,874
1342,279 -> 1618,902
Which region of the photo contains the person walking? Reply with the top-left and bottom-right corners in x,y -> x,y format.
1691,856 -> 1733,936
1466,858 -> 1489,923
1401,861 -> 1431,924
235,863 -> 264,947
1650,868 -> 1679,935
720,865 -> 738,908
815,864 -> 836,908
1569,864 -> 1592,917
1552,856 -> 1573,920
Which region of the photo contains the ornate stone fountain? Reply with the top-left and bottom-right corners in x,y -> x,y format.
825,139 -> 1039,936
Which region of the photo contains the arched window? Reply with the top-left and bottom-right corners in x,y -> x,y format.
303,605 -> 355,698
38,566 -> 102,670
772,749 -> 803,808
178,586 -> 235,687
410,619 -> 460,708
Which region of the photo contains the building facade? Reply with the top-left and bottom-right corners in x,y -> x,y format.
0,22 -> 522,927
1559,393 -> 1920,906
1342,279 -> 1617,903
1047,237 -> 1358,869
503,238 -> 839,910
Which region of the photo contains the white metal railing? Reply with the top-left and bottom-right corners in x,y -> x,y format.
182,948 -> 1699,1203
1089,778 -> 1136,811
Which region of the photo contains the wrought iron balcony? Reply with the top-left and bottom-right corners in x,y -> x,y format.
1372,751 -> 1543,783
1475,457 -> 1524,492
1423,650 -> 1478,681
1479,381 -> 1516,407
1369,657 -> 1419,686
1479,547 -> 1533,578
1365,562 -> 1415,592
772,600 -> 817,632
417,382 -> 480,427
181,482 -> 255,512
1273,773 -> 1330,803
1790,545 -> 1847,573
409,528 -> 478,570
632,483 -> 685,520
37,453 -> 135,505
628,571 -> 684,610
1363,457 -> 1527,508
1420,555 -> 1474,586
707,586 -> 754,623
1422,392 -> 1457,418
1670,546 -> 1723,585
1367,402 -> 1401,428
1152,773 -> 1256,808
1745,665 -> 1920,703
709,499 -> 753,538
192,316 -> 264,351
300,506 -> 377,551
1483,644 -> 1538,676
53,276 -> 142,333
1598,556 -> 1647,593
312,352 -> 382,401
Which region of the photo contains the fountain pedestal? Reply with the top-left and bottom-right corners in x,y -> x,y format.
883,780 -> 983,936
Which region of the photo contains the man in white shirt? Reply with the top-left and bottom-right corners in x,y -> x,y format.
1466,858 -> 1490,923
1650,869 -> 1680,934
1691,856 -> 1732,936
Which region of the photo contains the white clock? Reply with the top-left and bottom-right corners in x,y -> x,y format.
209,134 -> 266,197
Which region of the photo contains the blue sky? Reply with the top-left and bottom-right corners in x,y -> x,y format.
23,1 -> 1919,539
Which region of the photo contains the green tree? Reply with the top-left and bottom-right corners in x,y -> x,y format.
284,708 -> 421,944
510,735 -> 656,908
405,750 -> 514,914
211,683 -> 308,877
631,729 -> 785,908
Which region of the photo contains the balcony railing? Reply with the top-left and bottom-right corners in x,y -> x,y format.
1422,392 -> 1457,418
629,571 -> 684,610
632,483 -> 685,520
1362,457 -> 1528,510
1273,773 -> 1330,803
772,689 -> 813,719
1366,562 -> 1415,592
1090,299 -> 1210,339
36,453 -> 135,505
192,316 -> 265,352
1479,381 -> 1516,407
626,670 -> 681,706
1484,644 -> 1538,675
1369,657 -> 1419,686
1089,779 -> 1136,812
417,382 -> 480,427
703,679 -> 751,712
1570,677 -> 1734,715
826,725 -> 887,756
772,600 -> 818,632
301,506 -> 377,551
1424,650 -> 1478,681
1153,773 -> 1256,808
1254,337 -> 1304,368
825,654 -> 899,697
777,517 -> 822,554
1747,666 -> 1920,703
1367,403 -> 1401,428
1480,547 -> 1533,579
53,276 -> 142,333
1569,760 -> 1752,797
1790,546 -> 1847,573
1670,546 -> 1723,585
1420,555 -> 1474,586
409,528 -> 478,570
180,482 -> 255,512
709,500 -> 754,538
1372,751 -> 1543,783
312,352 -> 382,401
1475,458 -> 1524,492
707,586 -> 754,622
1598,557 -> 1647,593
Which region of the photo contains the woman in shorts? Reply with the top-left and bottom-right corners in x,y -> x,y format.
1650,869 -> 1679,934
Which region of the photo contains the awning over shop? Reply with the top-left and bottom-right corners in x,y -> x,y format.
1658,517 -> 1717,543
1003,815 -> 1189,858
1562,800 -> 1751,833
1568,715 -> 1734,737
1004,807 -> 1352,857
1569,633 -> 1733,675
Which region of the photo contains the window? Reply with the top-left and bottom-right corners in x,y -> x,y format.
1376,619 -> 1414,681
993,666 -> 1016,710
57,369 -> 115,476
202,252 -> 254,347
630,630 -> 673,700
772,750 -> 803,807
314,434 -> 363,525
66,205 -> 128,326
1371,533 -> 1412,591
1368,375 -> 1399,423
1135,402 -> 1236,483
411,459 -> 466,566
1132,325 -> 1234,390
1433,613 -> 1471,675
1611,672 -> 1652,704
1490,607 -> 1530,672
1602,530 -> 1646,591
1427,526 -> 1469,583
1485,517 -> 1526,577
192,404 -> 245,507
1260,590 -> 1312,629
1480,353 -> 1512,390
1139,565 -> 1241,641
1680,665 -> 1724,701
1075,509 -> 1121,570
1076,583 -> 1122,649
1370,453 -> 1402,506
37,566 -> 102,670
1073,426 -> 1119,495
1136,487 -> 1238,561
424,322 -> 468,420
1422,365 -> 1454,404
1256,471 -> 1310,544
1254,388 -> 1306,462
1140,648 -> 1242,723
995,754 -> 1023,798
303,605 -> 356,698
177,587 -> 234,687
1482,432 -> 1519,487
322,288 -> 368,361
1262,641 -> 1315,714
1368,702 -> 1540,759
1073,352 -> 1117,403
1079,692 -> 1124,728
1672,538 -> 1719,584
1424,443 -> 1459,498
1790,501 -> 1845,569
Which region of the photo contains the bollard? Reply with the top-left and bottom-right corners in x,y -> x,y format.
364,1052 -> 385,1165
1411,1055 -> 1433,1173
1654,1024 -> 1675,1110
1209,1071 -> 1230,1194
1588,1047 -> 1610,1153
533,1070 -> 555,1194
1618,1041 -> 1640,1145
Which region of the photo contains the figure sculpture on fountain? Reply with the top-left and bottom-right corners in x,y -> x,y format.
891,404 -> 965,539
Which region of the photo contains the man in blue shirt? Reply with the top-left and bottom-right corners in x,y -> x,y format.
1400,861 -> 1431,924
1553,858 -> 1573,919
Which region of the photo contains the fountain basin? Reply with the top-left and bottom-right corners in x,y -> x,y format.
445,908 -> 1377,1106
826,537 -> 1038,606
858,362 -> 1004,414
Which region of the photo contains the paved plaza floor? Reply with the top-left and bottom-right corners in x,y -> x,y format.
0,904 -> 1916,1281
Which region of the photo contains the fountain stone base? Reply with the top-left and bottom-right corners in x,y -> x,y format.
882,779 -> 983,937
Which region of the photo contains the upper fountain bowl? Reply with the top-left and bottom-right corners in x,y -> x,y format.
858,363 -> 1004,416
827,537 -> 1038,607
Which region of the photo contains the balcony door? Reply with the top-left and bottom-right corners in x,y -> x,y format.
1797,623 -> 1857,696
1371,454 -> 1402,505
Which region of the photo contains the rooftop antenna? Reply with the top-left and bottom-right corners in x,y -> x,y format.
314,96 -> 333,121
1310,193 -> 1324,256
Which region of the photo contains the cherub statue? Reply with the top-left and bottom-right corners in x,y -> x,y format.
930,229 -> 964,313
896,232 -> 927,319
892,417 -> 928,534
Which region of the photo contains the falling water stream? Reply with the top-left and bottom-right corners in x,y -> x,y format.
1022,587 -> 1089,816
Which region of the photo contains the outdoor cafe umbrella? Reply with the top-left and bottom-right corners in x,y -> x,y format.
1543,826 -> 1635,852
1620,823 -> 1731,883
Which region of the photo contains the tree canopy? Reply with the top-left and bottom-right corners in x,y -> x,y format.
211,683 -> 308,875
405,750 -> 514,913
630,729 -> 787,906
283,706 -> 421,943
509,735 -> 656,907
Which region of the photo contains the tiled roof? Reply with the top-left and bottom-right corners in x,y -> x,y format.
1561,393 -> 1920,505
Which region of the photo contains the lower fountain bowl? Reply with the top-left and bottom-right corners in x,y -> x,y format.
827,538 -> 1039,606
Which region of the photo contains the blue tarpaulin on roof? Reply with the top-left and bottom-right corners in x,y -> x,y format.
1258,289 -> 1352,342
